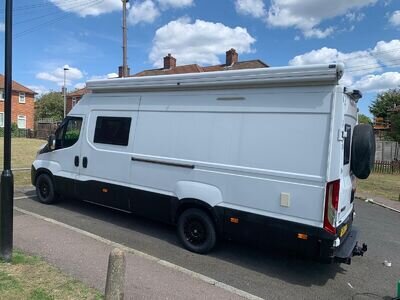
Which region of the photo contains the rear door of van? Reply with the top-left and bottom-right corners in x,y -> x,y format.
336,93 -> 358,232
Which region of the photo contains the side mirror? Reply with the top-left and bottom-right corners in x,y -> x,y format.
48,134 -> 56,151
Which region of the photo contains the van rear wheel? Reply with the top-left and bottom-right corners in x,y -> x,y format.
177,208 -> 216,254
36,173 -> 58,204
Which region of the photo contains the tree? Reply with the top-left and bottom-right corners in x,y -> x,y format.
358,114 -> 372,125
369,89 -> 400,118
35,92 -> 63,121
389,113 -> 400,142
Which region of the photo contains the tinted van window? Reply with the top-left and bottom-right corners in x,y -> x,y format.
344,124 -> 351,165
94,116 -> 132,146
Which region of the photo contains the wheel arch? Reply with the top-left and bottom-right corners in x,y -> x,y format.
172,198 -> 223,235
172,181 -> 224,232
33,168 -> 55,186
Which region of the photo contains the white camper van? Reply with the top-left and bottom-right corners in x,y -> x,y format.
32,64 -> 374,264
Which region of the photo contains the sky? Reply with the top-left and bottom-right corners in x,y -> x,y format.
0,0 -> 399,117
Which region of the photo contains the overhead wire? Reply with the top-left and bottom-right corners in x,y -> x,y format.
0,0 -> 87,14
14,0 -> 103,26
14,0 -> 104,39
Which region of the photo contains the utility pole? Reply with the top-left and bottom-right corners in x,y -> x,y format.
0,0 -> 14,262
122,0 -> 129,77
63,66 -> 69,118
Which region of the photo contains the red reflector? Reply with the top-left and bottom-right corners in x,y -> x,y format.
324,180 -> 340,235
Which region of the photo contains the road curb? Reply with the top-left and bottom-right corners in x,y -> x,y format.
14,205 -> 263,300
356,197 -> 400,214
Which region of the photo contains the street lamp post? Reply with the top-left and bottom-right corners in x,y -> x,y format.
63,66 -> 69,118
0,0 -> 14,262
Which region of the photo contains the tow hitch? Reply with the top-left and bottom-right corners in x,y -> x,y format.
334,227 -> 367,265
353,242 -> 368,257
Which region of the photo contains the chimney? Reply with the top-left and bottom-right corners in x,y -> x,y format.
226,48 -> 238,66
118,66 -> 130,78
164,53 -> 176,69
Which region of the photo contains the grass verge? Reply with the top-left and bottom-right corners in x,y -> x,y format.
0,250 -> 103,300
357,173 -> 400,201
0,138 -> 46,186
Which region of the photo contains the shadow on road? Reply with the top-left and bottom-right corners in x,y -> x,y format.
23,192 -> 347,288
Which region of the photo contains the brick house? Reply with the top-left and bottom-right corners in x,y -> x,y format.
134,48 -> 269,77
66,87 -> 89,115
0,74 -> 36,129
66,49 -> 269,113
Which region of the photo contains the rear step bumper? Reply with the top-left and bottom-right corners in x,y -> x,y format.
334,227 -> 367,264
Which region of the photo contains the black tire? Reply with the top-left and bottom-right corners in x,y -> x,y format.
351,124 -> 376,179
35,173 -> 58,204
177,208 -> 217,254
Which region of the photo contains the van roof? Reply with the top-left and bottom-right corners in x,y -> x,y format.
87,64 -> 344,93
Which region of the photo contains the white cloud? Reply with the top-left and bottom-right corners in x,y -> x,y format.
353,72 -> 400,92
372,39 -> 400,67
27,85 -> 50,96
128,0 -> 160,25
236,0 -> 377,38
345,12 -> 365,22
36,65 -> 84,86
89,73 -> 119,80
157,0 -> 193,8
289,47 -> 381,76
389,10 -> 400,27
150,18 -> 256,67
303,27 -> 335,39
74,82 -> 86,90
0,23 -> 4,32
288,39 -> 400,90
235,0 -> 266,18
50,0 -> 121,17
107,73 -> 119,78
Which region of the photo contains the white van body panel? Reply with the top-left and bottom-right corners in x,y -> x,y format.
33,64 -> 359,251
174,181 -> 223,206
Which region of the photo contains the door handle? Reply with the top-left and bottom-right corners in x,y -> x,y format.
82,157 -> 88,168
74,156 -> 79,167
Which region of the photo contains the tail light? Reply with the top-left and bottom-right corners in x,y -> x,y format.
324,180 -> 340,234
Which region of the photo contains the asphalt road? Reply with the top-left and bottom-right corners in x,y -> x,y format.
14,190 -> 400,300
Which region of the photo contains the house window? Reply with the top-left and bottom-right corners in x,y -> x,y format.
17,115 -> 26,129
0,90 -> 4,101
72,97 -> 78,107
94,117 -> 132,146
0,112 -> 4,127
19,92 -> 26,103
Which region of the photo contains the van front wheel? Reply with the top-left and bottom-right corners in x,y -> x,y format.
36,173 -> 58,204
177,208 -> 216,254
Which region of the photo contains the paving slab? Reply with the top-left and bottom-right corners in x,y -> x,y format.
14,212 -> 247,300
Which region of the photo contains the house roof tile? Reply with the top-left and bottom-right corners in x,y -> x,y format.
68,87 -> 89,97
0,74 -> 36,94
133,60 -> 269,77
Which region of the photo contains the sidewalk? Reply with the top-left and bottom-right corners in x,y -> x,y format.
356,192 -> 400,212
13,209 -> 252,300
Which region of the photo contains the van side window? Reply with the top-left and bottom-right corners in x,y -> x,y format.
94,117 -> 132,146
343,124 -> 351,165
55,117 -> 83,150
